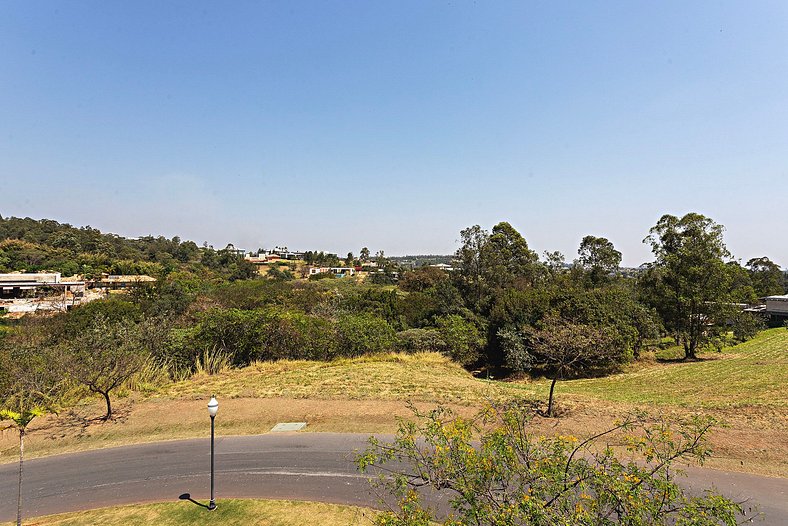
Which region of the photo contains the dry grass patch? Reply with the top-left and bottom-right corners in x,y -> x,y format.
163,352 -> 515,405
1,499 -> 377,526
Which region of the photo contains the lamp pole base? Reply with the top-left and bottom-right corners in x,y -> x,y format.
208,500 -> 216,511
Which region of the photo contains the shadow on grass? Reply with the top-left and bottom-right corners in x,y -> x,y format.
655,356 -> 721,364
179,493 -> 211,509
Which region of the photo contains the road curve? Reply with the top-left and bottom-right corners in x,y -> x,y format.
0,433 -> 785,524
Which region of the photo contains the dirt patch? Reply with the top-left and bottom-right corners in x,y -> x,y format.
2,395 -> 785,478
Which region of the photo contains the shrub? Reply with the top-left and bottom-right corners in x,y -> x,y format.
396,328 -> 445,353
258,308 -> 337,361
434,315 -> 484,365
336,313 -> 396,357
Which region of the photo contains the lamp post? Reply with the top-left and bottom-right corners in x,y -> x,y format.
207,395 -> 218,511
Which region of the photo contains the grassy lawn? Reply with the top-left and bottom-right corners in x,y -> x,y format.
1,499 -> 377,526
1,328 -> 786,476
521,327 -> 788,409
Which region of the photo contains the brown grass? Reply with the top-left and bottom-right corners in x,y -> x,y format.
2,331 -> 787,477
0,499 -> 378,526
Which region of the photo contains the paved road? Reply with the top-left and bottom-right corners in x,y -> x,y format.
1,433 -> 786,524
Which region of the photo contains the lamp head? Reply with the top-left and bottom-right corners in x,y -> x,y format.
207,395 -> 218,417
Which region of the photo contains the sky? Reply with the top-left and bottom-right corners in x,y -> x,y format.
1,1 -> 787,267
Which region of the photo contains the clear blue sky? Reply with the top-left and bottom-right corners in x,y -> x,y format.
1,1 -> 786,266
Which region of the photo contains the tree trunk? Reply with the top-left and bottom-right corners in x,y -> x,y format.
17,428 -> 24,526
102,391 -> 112,421
547,376 -> 558,417
686,340 -> 697,360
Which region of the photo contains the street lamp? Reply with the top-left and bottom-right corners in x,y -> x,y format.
207,395 -> 218,511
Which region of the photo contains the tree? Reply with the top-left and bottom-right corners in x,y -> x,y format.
542,250 -> 566,282
482,222 -> 540,290
640,213 -> 733,360
357,404 -> 746,526
499,315 -> 624,416
577,235 -> 621,286
1,341 -> 66,526
455,223 -> 541,314
746,256 -> 784,297
434,315 -> 484,366
65,316 -> 148,420
399,266 -> 449,293
360,247 -> 370,262
455,225 -> 489,311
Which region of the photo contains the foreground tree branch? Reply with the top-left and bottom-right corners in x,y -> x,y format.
358,403 -> 753,525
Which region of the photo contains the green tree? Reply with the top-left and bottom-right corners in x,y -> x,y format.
358,404 -> 745,526
455,225 -> 489,311
499,315 -> 625,416
65,316 -> 148,420
640,213 -> 734,360
1,341 -> 66,526
455,223 -> 540,314
746,256 -> 784,297
577,235 -> 622,286
434,314 -> 484,366
482,221 -> 540,290
360,247 -> 370,262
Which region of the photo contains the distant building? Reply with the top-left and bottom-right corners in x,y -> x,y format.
245,252 -> 281,264
0,272 -> 85,299
430,263 -> 455,271
764,295 -> 788,318
308,267 -> 356,277
0,272 -> 86,313
95,274 -> 156,290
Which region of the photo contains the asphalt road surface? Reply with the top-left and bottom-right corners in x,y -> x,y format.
1,433 -> 786,524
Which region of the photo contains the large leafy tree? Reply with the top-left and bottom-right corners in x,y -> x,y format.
640,213 -> 734,360
482,222 -> 540,290
577,235 -> 622,286
455,222 -> 540,313
746,256 -> 785,297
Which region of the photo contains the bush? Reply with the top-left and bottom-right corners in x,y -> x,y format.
336,313 -> 396,357
258,308 -> 337,361
179,308 -> 265,366
434,315 -> 484,365
396,328 -> 445,353
731,311 -> 765,342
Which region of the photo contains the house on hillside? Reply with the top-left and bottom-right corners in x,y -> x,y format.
764,295 -> 788,319
0,272 -> 86,313
95,274 -> 156,290
0,272 -> 85,299
308,267 -> 356,277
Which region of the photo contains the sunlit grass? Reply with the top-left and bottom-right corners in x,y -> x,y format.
163,351 -> 510,406
1,499 -> 377,526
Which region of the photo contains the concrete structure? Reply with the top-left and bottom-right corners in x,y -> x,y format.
0,272 -> 85,298
95,275 -> 156,290
764,295 -> 788,317
0,272 -> 86,313
308,267 -> 356,277
430,263 -> 455,271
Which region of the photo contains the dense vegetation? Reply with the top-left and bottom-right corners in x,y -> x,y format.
1,213 -> 783,526
0,212 -> 786,419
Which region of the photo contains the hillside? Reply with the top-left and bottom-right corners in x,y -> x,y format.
3,328 -> 787,476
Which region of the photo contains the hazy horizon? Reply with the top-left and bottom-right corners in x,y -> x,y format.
2,2 -> 787,267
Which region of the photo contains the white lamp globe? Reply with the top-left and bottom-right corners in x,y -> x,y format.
208,395 -> 218,417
